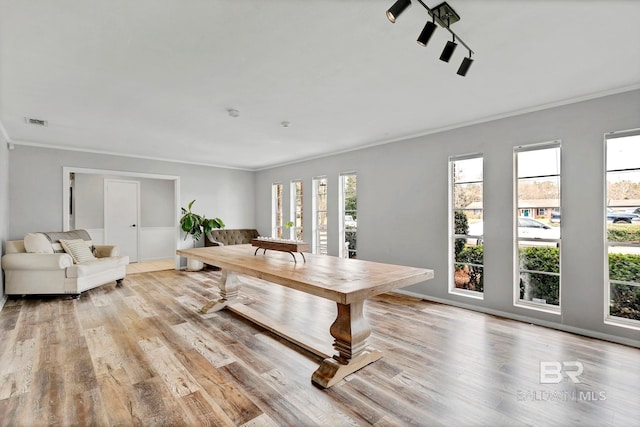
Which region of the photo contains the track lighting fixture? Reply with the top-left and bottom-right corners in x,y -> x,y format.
386,1 -> 476,76
386,0 -> 412,23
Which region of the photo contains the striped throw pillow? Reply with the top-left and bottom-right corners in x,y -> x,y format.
59,239 -> 97,264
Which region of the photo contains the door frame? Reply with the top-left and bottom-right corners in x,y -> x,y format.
62,167 -> 181,270
104,178 -> 141,263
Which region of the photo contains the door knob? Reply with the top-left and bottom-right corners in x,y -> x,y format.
131,224 -> 136,227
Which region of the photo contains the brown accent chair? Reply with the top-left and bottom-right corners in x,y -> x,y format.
205,229 -> 260,247
204,229 -> 260,269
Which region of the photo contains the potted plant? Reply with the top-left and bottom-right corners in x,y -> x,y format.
285,221 -> 299,241
179,200 -> 225,270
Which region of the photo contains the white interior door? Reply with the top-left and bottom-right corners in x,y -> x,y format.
105,179 -> 140,262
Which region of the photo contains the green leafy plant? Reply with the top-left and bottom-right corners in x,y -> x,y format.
518,246 -> 560,305
607,224 -> 640,243
457,245 -> 484,292
179,200 -> 225,243
345,230 -> 357,259
608,253 -> 640,320
610,282 -> 640,320
454,211 -> 469,258
458,243 -> 640,319
284,221 -> 294,229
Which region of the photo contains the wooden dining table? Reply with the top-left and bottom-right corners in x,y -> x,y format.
177,244 -> 434,388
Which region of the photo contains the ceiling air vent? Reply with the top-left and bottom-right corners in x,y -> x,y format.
24,117 -> 48,126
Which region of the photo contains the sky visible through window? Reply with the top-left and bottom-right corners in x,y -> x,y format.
607,135 -> 640,183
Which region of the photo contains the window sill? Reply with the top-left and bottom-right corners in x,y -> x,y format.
449,288 -> 484,300
605,315 -> 640,331
514,300 -> 561,315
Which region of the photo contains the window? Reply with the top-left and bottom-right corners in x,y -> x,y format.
290,180 -> 303,241
450,155 -> 484,296
605,130 -> 640,327
340,173 -> 357,258
514,142 -> 561,311
271,183 -> 283,239
312,176 -> 327,254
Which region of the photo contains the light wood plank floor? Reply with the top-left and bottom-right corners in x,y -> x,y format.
126,259 -> 175,275
1,269 -> 639,426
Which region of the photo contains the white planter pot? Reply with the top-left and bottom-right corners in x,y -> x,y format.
187,258 -> 204,271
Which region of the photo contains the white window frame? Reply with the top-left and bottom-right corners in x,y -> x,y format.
449,153 -> 484,299
290,179 -> 303,241
312,176 -> 327,255
271,182 -> 283,239
339,172 -> 357,259
604,128 -> 640,330
513,141 -> 562,314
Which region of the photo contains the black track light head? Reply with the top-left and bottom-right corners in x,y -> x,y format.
440,40 -> 457,62
386,0 -> 412,23
457,55 -> 473,76
416,20 -> 437,47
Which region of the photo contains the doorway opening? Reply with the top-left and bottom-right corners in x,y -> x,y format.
62,167 -> 181,270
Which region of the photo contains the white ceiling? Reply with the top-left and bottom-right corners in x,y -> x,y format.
1,1 -> 639,170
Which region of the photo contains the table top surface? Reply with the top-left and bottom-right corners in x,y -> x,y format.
177,244 -> 433,304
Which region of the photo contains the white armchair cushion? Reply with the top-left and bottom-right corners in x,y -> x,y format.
60,239 -> 97,264
24,233 -> 54,254
66,256 -> 129,278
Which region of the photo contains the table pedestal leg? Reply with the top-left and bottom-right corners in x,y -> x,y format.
200,269 -> 240,314
311,301 -> 382,388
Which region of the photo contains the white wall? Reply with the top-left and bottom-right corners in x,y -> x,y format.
255,90 -> 640,346
8,147 -> 256,258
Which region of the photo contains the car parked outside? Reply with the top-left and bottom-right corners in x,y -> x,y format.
517,217 -> 560,243
549,209 -> 640,224
344,215 -> 357,228
626,207 -> 640,215
466,217 -> 560,246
